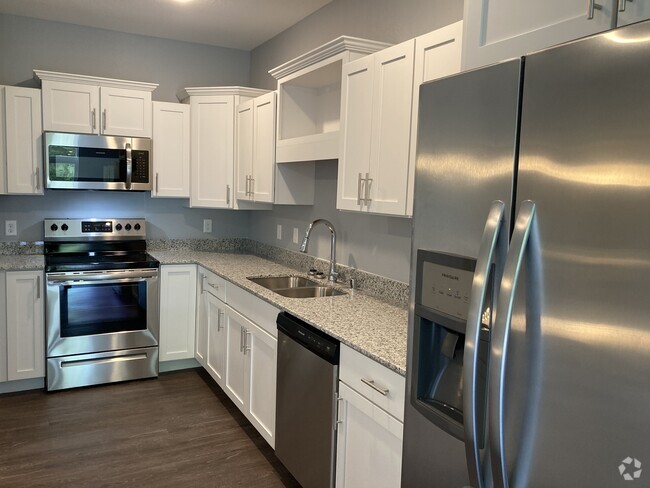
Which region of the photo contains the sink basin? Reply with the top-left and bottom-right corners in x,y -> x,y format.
274,286 -> 347,298
247,275 -> 347,298
248,275 -> 320,290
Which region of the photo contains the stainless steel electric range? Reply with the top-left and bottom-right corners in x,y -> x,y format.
44,218 -> 160,391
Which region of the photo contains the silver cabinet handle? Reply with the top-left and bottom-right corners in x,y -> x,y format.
34,170 -> 39,191
200,273 -> 206,294
245,175 -> 250,196
364,172 -> 373,204
125,142 -> 132,190
36,274 -> 41,299
243,329 -> 251,354
250,177 -> 254,198
217,309 -> 224,332
619,0 -> 632,11
208,282 -> 219,290
357,172 -> 363,205
102,109 -> 107,132
335,396 -> 344,430
587,0 -> 603,19
240,325 -> 245,353
155,173 -> 159,194
463,200 -> 507,488
361,377 -> 389,396
91,108 -> 96,131
226,185 -> 231,205
488,200 -> 541,488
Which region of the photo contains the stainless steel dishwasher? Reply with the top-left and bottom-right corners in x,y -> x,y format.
275,312 -> 340,488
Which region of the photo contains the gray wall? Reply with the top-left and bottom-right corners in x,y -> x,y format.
248,0 -> 463,282
251,0 -> 463,89
0,13 -> 251,243
0,13 -> 251,101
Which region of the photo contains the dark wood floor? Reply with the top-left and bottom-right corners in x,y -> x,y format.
0,369 -> 300,487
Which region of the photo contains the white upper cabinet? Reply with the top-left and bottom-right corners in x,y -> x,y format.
462,0 -> 617,70
270,36 -> 391,163
617,0 -> 650,26
35,70 -> 157,138
236,91 -> 277,204
180,86 -> 268,209
152,101 -> 190,198
338,23 -> 462,217
1,86 -> 43,195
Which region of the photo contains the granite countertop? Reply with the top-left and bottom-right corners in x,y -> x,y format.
150,251 -> 408,375
0,254 -> 45,271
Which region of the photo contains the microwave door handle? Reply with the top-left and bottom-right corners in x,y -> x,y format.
463,200 -> 507,488
125,142 -> 132,190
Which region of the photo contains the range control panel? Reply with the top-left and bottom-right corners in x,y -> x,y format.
44,218 -> 146,240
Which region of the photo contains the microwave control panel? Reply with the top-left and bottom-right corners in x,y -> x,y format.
132,150 -> 149,183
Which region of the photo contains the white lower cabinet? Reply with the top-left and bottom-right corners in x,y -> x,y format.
4,271 -> 45,381
205,291 -> 227,386
336,344 -> 405,487
336,382 -> 403,488
224,305 -> 277,448
159,265 -> 197,362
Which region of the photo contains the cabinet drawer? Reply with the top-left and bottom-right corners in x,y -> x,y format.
227,283 -> 280,338
340,344 -> 405,422
198,267 -> 226,302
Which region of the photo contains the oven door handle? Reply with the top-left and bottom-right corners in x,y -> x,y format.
48,277 -> 156,287
47,270 -> 158,285
125,142 -> 133,190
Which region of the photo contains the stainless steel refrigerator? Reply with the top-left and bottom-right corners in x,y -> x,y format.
402,19 -> 650,488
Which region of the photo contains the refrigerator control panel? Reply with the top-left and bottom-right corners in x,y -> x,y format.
416,250 -> 475,322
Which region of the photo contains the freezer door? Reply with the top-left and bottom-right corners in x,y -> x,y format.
403,59 -> 522,488
498,20 -> 650,487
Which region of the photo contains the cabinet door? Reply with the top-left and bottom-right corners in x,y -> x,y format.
41,80 -> 99,134
224,306 -> 248,410
245,322 -> 277,448
195,273 -> 208,367
5,87 -> 43,195
405,21 -> 463,217
159,265 -> 197,362
367,40 -> 415,216
235,99 -> 254,201
6,271 -> 44,381
337,55 -> 374,212
617,0 -> 650,26
0,272 -> 6,382
0,88 -> 6,194
335,382 -> 403,488
152,101 -> 190,198
100,87 -> 152,138
251,91 -> 276,203
190,96 -> 234,208
206,292 -> 227,386
463,0 -> 617,70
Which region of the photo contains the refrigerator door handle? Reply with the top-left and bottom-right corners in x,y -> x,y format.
488,200 -> 537,488
463,200 -> 508,488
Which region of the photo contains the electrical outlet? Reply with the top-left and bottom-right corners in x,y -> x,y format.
5,220 -> 17,236
276,224 -> 282,240
203,219 -> 212,233
293,227 -> 299,244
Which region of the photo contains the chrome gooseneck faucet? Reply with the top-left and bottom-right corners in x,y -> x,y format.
300,219 -> 338,283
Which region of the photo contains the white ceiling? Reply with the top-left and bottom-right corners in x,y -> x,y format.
0,0 -> 333,50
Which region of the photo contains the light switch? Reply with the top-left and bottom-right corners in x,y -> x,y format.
277,224 -> 282,240
203,219 -> 212,233
293,227 -> 299,244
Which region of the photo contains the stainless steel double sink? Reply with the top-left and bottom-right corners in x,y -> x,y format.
247,275 -> 346,298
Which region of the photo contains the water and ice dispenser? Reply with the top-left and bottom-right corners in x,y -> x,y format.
411,250 -> 492,442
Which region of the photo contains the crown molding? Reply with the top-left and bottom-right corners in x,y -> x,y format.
34,70 -> 158,92
177,86 -> 270,102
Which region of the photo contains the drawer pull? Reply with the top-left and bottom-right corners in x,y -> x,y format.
361,377 -> 389,396
208,282 -> 219,289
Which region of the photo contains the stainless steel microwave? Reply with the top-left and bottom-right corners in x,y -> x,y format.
45,132 -> 152,191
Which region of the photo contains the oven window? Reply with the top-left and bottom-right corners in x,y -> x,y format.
60,281 -> 147,337
48,146 -> 125,182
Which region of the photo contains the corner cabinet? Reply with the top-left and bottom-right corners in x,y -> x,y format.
235,91 -> 276,203
462,0 -> 617,70
179,87 -> 269,209
270,36 -> 391,163
159,265 -> 197,362
337,22 -> 463,217
0,86 -> 43,195
336,345 -> 405,488
152,101 -> 190,198
4,271 -> 45,381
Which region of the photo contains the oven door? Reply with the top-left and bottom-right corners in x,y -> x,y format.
46,268 -> 159,357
